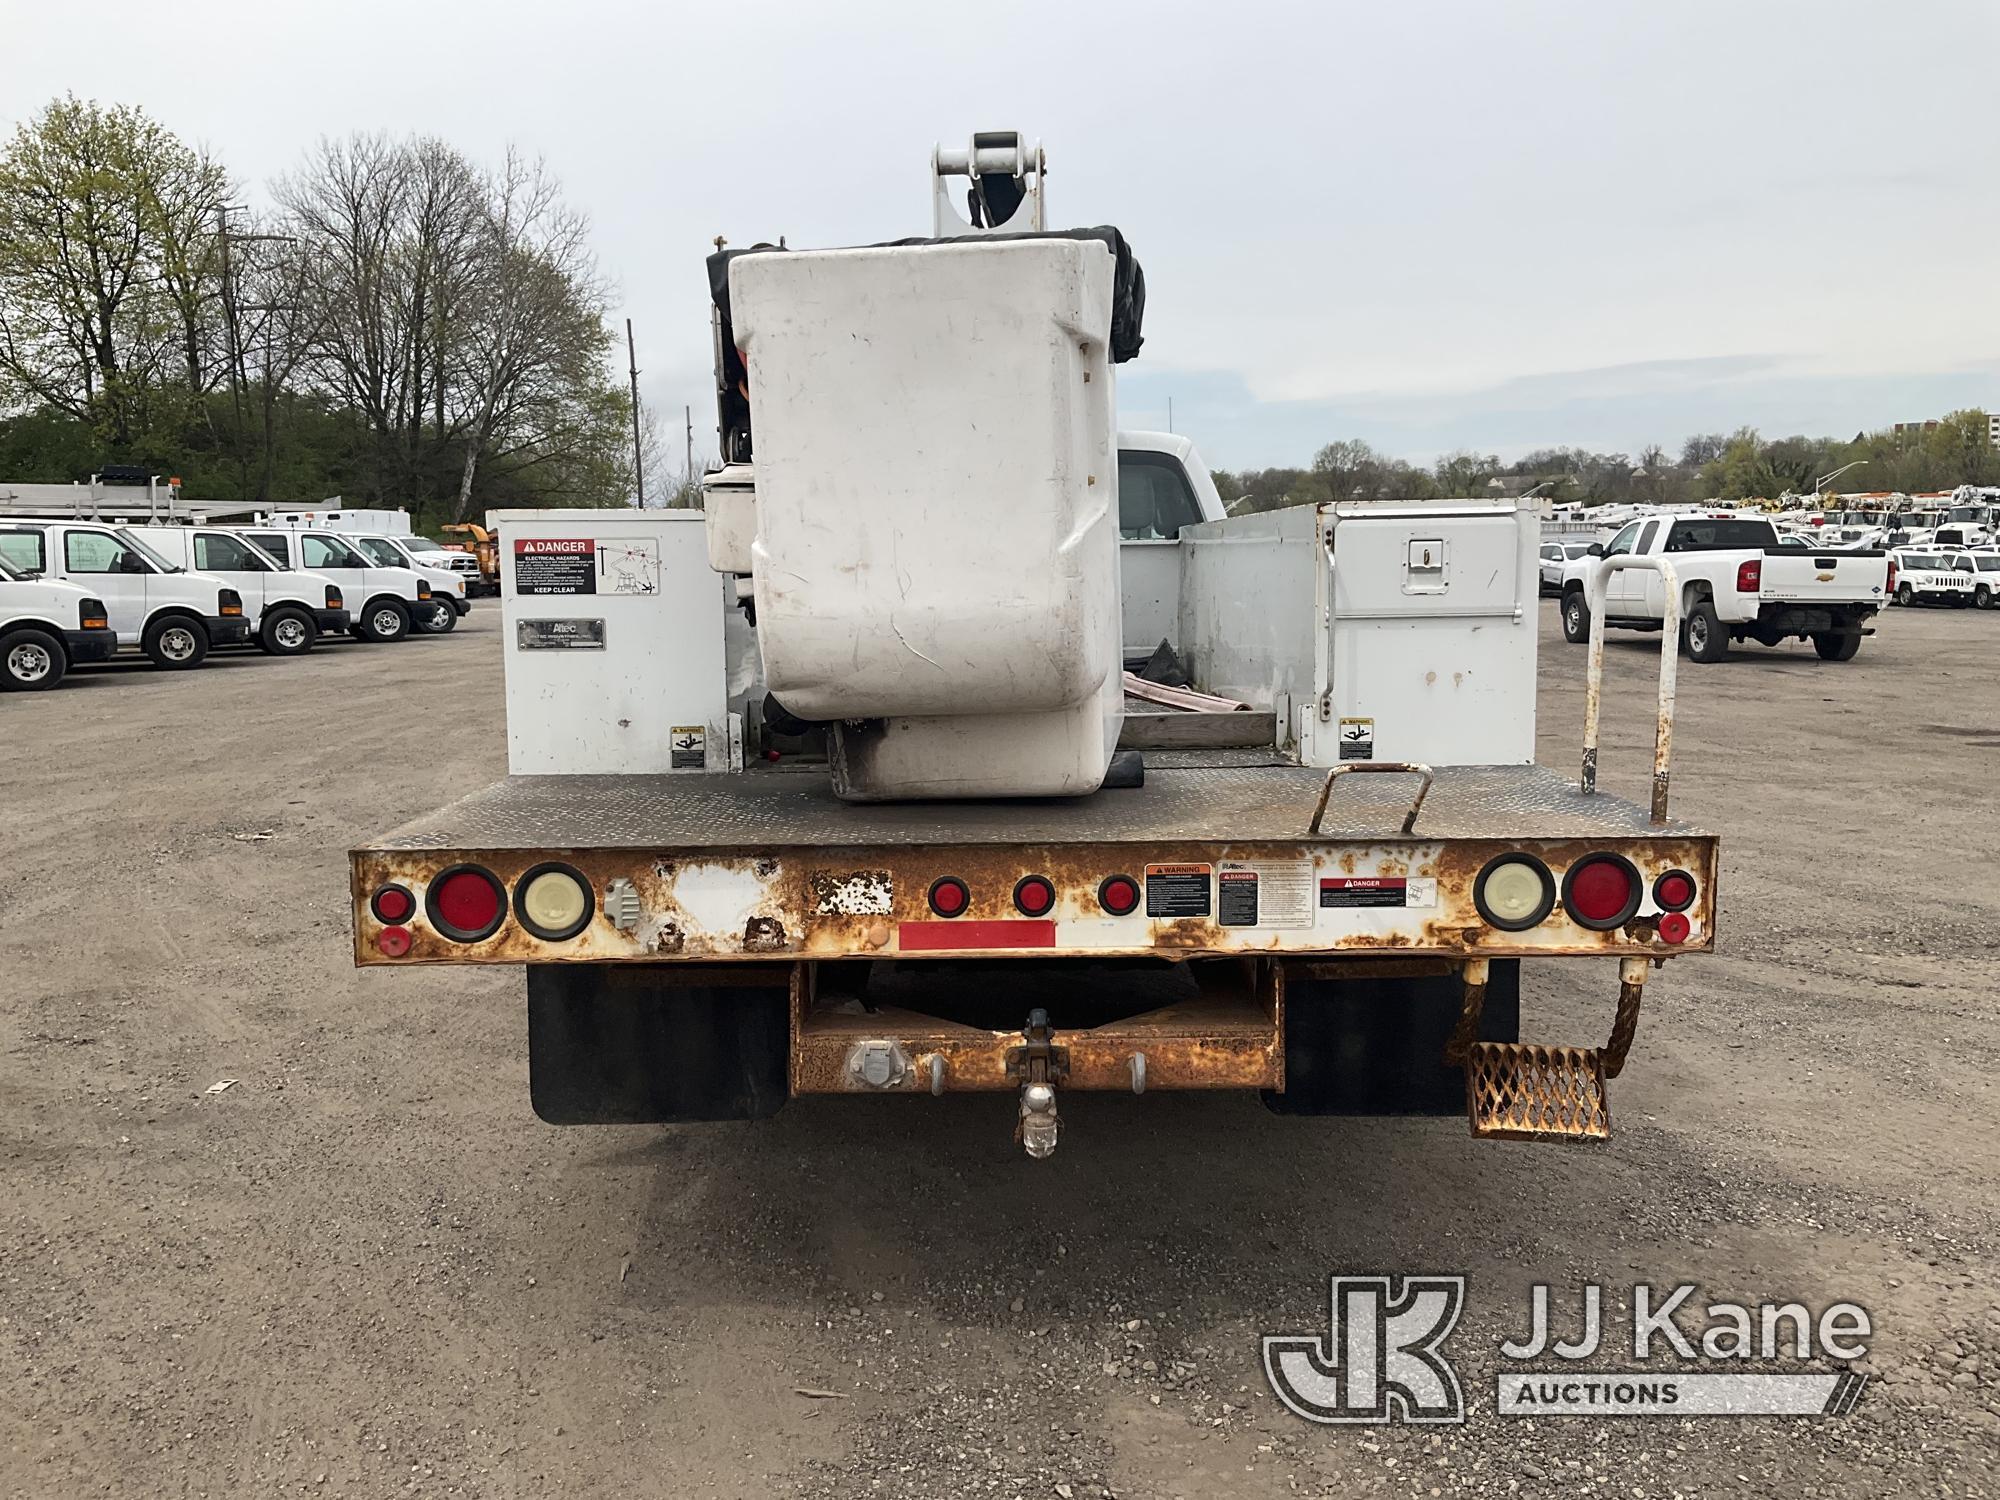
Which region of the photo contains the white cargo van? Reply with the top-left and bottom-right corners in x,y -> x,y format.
0,552 -> 117,689
237,527 -> 431,643
127,526 -> 350,656
0,521 -> 248,668
338,533 -> 471,634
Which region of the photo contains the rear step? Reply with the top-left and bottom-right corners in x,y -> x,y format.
1465,1042 -> 1610,1140
1451,956 -> 1647,1143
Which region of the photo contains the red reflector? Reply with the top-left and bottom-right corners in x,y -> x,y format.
372,886 -> 414,924
376,925 -> 412,957
1657,912 -> 1691,945
1567,859 -> 1637,924
899,919 -> 1056,952
1736,559 -> 1761,592
1098,875 -> 1141,916
431,867 -> 504,940
1013,876 -> 1056,916
1654,871 -> 1695,911
927,877 -> 970,917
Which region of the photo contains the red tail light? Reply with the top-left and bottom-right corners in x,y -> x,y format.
425,865 -> 506,942
1013,875 -> 1056,917
370,884 -> 415,924
1562,854 -> 1642,930
927,877 -> 970,917
325,585 -> 343,608
1098,875 -> 1141,916
1886,561 -> 1897,594
1735,559 -> 1761,593
1656,912 -> 1692,945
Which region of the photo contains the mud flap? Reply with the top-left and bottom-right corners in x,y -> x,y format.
527,963 -> 790,1124
1261,960 -> 1520,1116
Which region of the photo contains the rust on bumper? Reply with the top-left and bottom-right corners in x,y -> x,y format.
350,832 -> 1719,967
787,959 -> 1285,1095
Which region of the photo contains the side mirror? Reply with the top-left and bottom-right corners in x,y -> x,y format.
1586,543 -> 1604,557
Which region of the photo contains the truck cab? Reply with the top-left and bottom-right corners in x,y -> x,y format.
1117,430 -> 1225,663
1560,510 -> 1888,662
126,525 -> 350,656
0,521 -> 248,668
238,527 -> 431,643
0,552 -> 116,690
337,533 -> 472,634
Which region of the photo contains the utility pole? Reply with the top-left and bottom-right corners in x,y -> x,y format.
627,319 -> 645,506
217,206 -> 247,456
685,405 -> 694,495
1168,396 -> 1174,435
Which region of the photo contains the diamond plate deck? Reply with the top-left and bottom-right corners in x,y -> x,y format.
364,759 -> 1701,854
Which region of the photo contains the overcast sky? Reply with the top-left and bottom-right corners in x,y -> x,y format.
13,0 -> 2000,470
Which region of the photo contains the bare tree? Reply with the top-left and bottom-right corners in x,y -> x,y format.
450,148 -> 610,519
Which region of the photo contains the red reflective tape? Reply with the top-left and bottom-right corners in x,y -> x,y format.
898,920 -> 1057,952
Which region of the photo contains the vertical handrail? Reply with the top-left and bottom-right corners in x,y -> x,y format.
1581,554 -> 1680,825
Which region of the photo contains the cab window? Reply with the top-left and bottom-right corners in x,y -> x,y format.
301,536 -> 362,569
354,537 -> 408,567
1636,521 -> 1659,552
0,531 -> 47,573
1601,522 -> 1641,558
194,533 -> 269,572
1117,451 -> 1205,541
245,533 -> 291,566
65,530 -> 149,574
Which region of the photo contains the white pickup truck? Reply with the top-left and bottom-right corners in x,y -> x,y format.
1560,511 -> 1890,662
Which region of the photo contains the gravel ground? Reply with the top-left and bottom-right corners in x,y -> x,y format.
4,604 -> 1997,1499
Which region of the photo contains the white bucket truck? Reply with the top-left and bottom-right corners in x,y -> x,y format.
349,133 -> 1717,1157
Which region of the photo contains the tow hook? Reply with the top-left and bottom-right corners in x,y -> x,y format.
1007,1007 -> 1069,1159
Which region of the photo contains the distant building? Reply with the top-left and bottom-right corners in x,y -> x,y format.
1891,411 -> 1996,446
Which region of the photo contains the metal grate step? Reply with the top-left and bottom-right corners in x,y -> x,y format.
1465,1041 -> 1610,1141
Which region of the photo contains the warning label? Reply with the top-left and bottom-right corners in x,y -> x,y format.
1145,863 -> 1212,919
670,724 -> 706,770
1338,716 -> 1375,761
514,537 -> 595,595
1218,860 -> 1315,928
1319,876 -> 1438,910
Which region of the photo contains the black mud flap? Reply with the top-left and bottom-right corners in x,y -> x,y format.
1261,960 -> 1520,1116
527,964 -> 790,1124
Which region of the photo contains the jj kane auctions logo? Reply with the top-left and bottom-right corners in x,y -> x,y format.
1264,1277 -> 1872,1424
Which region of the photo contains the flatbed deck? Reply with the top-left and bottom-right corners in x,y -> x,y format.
365,758 -> 1699,853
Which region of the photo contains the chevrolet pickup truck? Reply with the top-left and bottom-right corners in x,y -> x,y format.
1560,511 -> 1890,662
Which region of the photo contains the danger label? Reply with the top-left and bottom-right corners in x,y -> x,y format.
1145,863 -> 1212,919
1218,860 -> 1315,928
514,537 -> 594,595
1320,876 -> 1407,909
1319,876 -> 1438,910
1338,717 -> 1375,761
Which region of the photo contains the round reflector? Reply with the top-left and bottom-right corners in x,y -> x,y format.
1473,854 -> 1555,931
514,862 -> 594,941
1653,869 -> 1697,913
376,925 -> 412,957
1013,875 -> 1056,917
1657,911 -> 1692,945
1562,854 -> 1643,930
928,877 -> 970,918
1098,875 -> 1141,917
370,884 -> 415,925
425,865 -> 506,942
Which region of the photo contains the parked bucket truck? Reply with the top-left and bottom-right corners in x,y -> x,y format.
351,133 -> 1717,1157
